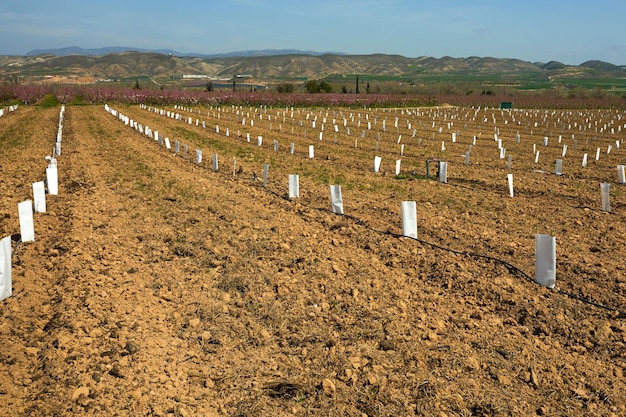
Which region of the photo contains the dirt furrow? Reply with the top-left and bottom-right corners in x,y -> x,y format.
1,104 -> 624,416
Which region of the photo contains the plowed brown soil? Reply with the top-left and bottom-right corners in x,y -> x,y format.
0,104 -> 625,416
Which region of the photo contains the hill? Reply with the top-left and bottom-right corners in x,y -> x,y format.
1,51 -> 626,91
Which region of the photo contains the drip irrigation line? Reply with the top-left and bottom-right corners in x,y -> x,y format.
11,234 -> 22,262
261,182 -> 625,318
556,289 -> 626,317
112,106 -> 626,319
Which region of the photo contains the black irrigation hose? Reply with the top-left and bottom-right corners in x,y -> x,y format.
557,289 -> 626,317
11,234 -> 22,262
111,106 -> 626,319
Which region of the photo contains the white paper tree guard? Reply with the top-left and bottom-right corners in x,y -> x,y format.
618,165 -> 626,184
195,150 -> 202,164
441,141 -> 446,151
212,154 -> 219,171
562,144 -> 567,157
400,144 -> 405,156
246,133 -> 250,142
401,201 -> 418,239
395,160 -> 401,176
290,143 -> 295,155
257,136 -> 263,147
507,154 -> 512,170
507,173 -> 514,197
32,182 -> 46,213
582,153 -> 588,167
46,166 -> 58,195
164,137 -> 171,150
18,201 -> 34,242
555,159 -> 563,176
374,156 -> 382,172
465,151 -> 470,165
288,174 -> 299,198
55,142 -> 61,156
438,162 -> 448,183
500,148 -> 506,159
535,234 -> 556,289
451,133 -> 456,142
607,145 -> 612,155
535,151 -> 540,163
309,145 -> 315,159
263,164 -> 269,186
330,185 -> 344,214
596,147 -> 601,161
600,183 -> 611,212
273,140 -> 279,152
0,236 -> 11,301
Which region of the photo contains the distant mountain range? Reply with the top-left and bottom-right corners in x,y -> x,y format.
25,46 -> 343,59
1,47 -> 624,86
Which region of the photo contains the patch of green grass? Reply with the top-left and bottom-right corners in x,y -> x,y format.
68,95 -> 87,106
171,126 -> 231,153
37,94 -> 60,108
235,147 -> 259,162
0,123 -> 24,149
0,112 -> 39,150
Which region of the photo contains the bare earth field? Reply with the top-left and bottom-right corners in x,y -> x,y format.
0,103 -> 625,416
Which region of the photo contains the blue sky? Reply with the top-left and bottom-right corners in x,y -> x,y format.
1,0 -> 625,65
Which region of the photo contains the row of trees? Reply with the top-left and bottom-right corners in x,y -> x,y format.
2,84 -> 625,109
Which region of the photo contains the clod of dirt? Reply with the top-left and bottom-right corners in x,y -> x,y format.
263,381 -> 302,399
92,371 -> 102,382
321,378 -> 336,394
109,365 -> 124,378
72,386 -> 90,401
124,341 -> 140,355
379,340 -> 396,351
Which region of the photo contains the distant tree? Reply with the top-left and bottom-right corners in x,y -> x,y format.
206,81 -> 213,92
305,79 -> 320,93
232,74 -> 236,92
276,83 -> 295,93
366,82 -> 370,94
319,81 -> 332,93
133,79 -> 141,90
341,86 -> 348,94
355,75 -> 359,94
